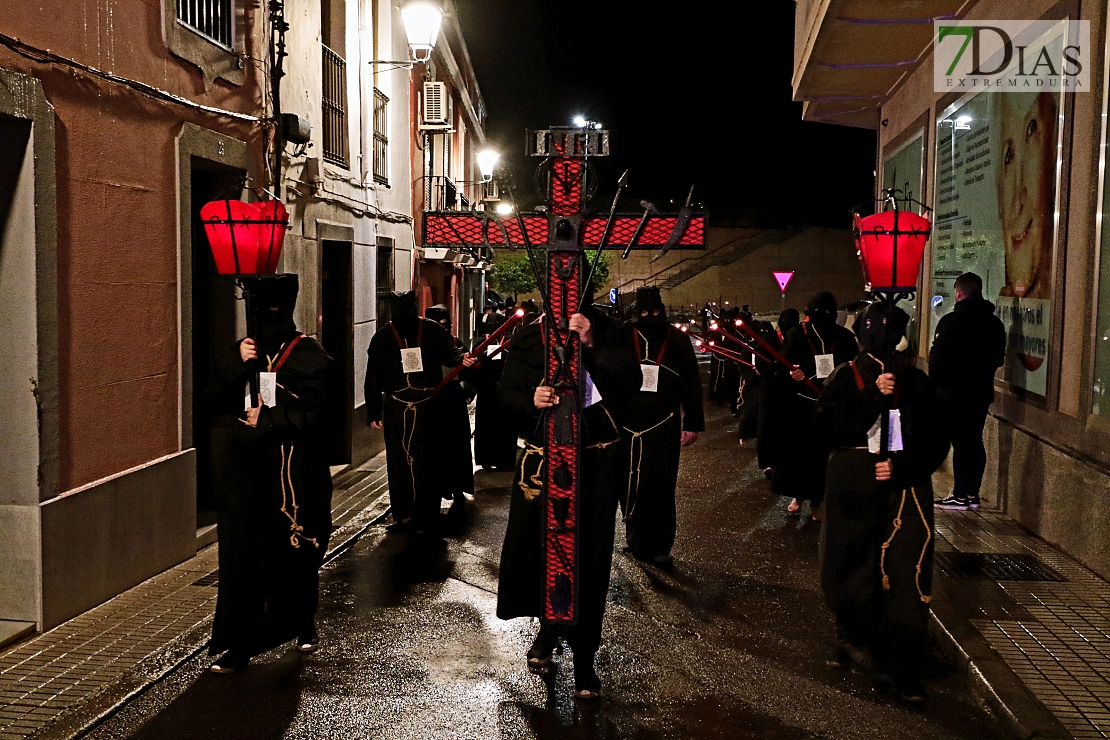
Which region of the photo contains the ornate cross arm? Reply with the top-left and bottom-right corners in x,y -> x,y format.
422,212 -> 707,250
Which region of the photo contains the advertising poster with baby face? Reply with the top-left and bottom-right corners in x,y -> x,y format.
931,88 -> 1060,396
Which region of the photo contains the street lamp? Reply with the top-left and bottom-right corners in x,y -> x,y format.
495,202 -> 514,216
368,0 -> 443,68
476,149 -> 499,183
401,0 -> 443,63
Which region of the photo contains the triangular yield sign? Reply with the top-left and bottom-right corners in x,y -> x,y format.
773,271 -> 794,292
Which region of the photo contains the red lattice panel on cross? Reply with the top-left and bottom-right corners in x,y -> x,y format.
542,251 -> 581,624
550,159 -> 584,216
484,216 -> 550,247
424,214 -> 485,247
579,216 -> 707,247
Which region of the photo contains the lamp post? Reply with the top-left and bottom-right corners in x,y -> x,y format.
852,190 -> 931,456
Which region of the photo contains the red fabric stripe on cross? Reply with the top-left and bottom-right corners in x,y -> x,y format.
542,251 -> 580,624
550,159 -> 584,216
579,216 -> 706,247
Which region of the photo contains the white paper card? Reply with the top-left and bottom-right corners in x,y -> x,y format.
584,371 -> 603,407
640,364 -> 660,393
867,409 -> 905,454
815,353 -> 835,379
487,343 -> 501,357
400,347 -> 424,373
244,372 -> 278,410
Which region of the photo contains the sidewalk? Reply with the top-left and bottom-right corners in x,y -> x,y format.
932,505 -> 1110,739
0,453 -> 390,740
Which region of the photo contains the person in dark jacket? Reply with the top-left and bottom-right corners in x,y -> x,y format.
496,308 -> 641,700
614,286 -> 705,566
772,292 -> 858,521
929,273 -> 1006,509
815,302 -> 950,702
207,275 -> 334,673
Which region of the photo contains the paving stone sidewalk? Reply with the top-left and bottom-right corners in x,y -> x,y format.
933,506 -> 1110,739
0,454 -> 390,740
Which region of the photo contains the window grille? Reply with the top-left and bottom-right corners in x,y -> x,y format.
176,0 -> 233,48
373,88 -> 389,186
321,44 -> 349,167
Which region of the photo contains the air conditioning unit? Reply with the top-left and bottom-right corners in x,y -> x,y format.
421,82 -> 451,129
482,180 -> 499,201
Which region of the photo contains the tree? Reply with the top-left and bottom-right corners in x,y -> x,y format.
489,253 -> 537,300
584,250 -> 610,290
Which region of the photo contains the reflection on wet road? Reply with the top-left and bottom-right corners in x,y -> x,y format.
86,403 -> 1004,739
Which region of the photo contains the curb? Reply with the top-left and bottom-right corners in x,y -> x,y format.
29,488 -> 391,740
930,600 -> 1069,740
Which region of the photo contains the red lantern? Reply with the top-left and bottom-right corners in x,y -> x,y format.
200,200 -> 289,275
853,209 -> 931,293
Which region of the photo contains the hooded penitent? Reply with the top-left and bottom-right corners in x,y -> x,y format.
805,291 -> 838,328
389,291 -> 420,334
855,301 -> 910,367
634,286 -> 667,339
247,274 -> 299,345
425,304 -> 451,331
778,308 -> 800,334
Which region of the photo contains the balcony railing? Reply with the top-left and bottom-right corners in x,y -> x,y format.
321,44 -> 349,168
429,175 -> 460,211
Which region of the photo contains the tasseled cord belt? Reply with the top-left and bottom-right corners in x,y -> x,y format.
880,487 -> 932,604
621,412 -> 676,522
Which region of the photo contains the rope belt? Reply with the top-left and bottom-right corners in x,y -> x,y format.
518,443 -> 545,501
879,486 -> 932,604
279,444 -> 319,550
621,412 -> 676,521
387,389 -> 437,520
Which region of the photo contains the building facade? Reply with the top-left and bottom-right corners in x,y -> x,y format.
411,9 -> 490,348
0,0 -> 485,632
794,0 -> 1110,576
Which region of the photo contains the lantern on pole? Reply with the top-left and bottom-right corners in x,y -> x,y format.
200,198 -> 291,406
852,190 -> 932,457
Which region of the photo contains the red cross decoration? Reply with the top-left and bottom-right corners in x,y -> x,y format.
422,127 -> 707,623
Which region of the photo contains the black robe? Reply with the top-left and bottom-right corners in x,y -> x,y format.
437,335 -> 476,498
471,334 -> 519,470
771,321 -> 858,506
364,319 -> 466,526
814,353 -> 950,682
496,317 -> 640,658
755,326 -> 788,470
207,332 -> 334,656
614,324 -> 705,560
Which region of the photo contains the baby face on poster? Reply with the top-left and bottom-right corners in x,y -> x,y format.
995,91 -> 1058,299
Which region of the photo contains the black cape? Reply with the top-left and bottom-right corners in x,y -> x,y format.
770,321 -> 858,505
208,332 -> 334,656
364,318 -> 466,525
814,353 -> 950,681
496,317 -> 640,655
613,323 -> 704,560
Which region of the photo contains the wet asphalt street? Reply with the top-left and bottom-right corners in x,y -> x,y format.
84,400 -> 1006,740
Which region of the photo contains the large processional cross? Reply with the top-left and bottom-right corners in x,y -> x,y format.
424,127 -> 707,623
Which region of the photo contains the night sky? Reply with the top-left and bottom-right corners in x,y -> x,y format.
455,0 -> 877,227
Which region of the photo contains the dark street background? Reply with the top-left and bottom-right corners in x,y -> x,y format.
454,0 -> 877,226
84,395 -> 1003,740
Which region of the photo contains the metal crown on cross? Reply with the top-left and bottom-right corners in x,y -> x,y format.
422,126 -> 708,623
